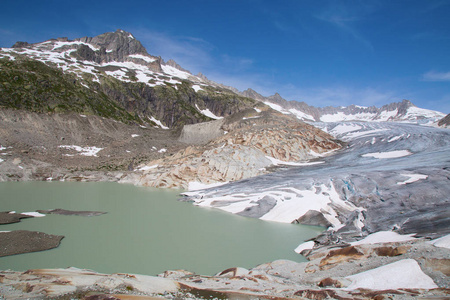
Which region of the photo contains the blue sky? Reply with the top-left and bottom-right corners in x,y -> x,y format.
1,0 -> 449,113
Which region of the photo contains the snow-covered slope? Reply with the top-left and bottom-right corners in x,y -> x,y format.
0,30 -> 208,90
241,89 -> 446,125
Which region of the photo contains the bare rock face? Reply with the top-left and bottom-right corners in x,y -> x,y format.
438,113 -> 450,128
133,109 -> 342,189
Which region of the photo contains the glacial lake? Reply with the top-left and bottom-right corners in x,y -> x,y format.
0,182 -> 322,275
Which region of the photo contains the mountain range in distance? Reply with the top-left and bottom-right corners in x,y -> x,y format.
0,29 -> 447,128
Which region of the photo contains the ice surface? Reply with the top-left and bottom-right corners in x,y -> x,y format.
396,173 -> 428,185
428,234 -> 450,249
362,150 -> 412,159
350,231 -> 416,246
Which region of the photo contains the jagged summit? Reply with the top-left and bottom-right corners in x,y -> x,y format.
75,29 -> 149,61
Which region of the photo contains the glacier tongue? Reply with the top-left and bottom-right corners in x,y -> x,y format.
182,121 -> 450,248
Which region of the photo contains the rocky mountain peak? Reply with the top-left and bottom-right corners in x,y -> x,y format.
241,88 -> 265,101
76,29 -> 148,60
164,59 -> 191,74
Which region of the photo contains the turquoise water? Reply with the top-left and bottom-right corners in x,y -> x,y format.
0,181 -> 322,275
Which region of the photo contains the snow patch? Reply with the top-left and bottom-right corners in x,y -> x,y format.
59,145 -> 103,157
158,148 -> 167,153
288,108 -> 315,121
427,234 -> 450,249
149,116 -> 169,129
396,173 -> 428,185
138,164 -> 158,171
264,102 -> 290,114
195,104 -> 223,120
345,259 -> 438,290
362,150 -> 412,159
131,134 -> 140,138
21,212 -> 46,217
128,54 -> 156,63
192,85 -> 203,92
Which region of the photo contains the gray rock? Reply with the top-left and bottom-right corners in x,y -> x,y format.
294,210 -> 332,227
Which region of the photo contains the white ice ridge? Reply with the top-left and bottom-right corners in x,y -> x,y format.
21,212 -> 46,217
294,241 -> 315,254
350,231 -> 416,246
58,145 -> 103,157
362,150 -> 412,159
345,259 -> 438,290
189,180 -> 363,228
396,173 -> 428,185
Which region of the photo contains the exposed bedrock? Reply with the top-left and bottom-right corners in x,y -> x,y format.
133,110 -> 343,188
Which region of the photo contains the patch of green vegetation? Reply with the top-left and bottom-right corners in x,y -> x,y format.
0,56 -> 140,124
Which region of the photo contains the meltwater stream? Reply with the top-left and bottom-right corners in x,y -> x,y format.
0,182 -> 322,276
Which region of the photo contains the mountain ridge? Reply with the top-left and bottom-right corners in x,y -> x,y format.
2,29 -> 445,127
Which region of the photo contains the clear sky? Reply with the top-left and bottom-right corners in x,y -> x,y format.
1,0 -> 449,113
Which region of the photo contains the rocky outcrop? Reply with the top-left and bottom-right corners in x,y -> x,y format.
132,109 -> 342,189
438,113 -> 450,128
0,230 -> 64,257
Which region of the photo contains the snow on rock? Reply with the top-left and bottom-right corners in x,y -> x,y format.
362,150 -> 412,159
0,158 -> 3,163
192,85 -> 204,92
161,65 -> 190,79
264,102 -> 290,114
149,116 -> 169,129
195,104 -> 223,120
21,212 -> 46,217
427,234 -> 450,249
131,134 -> 140,138
158,148 -> 167,153
288,108 -> 315,121
396,173 -> 428,185
128,54 -> 156,63
294,241 -> 315,254
345,259 -> 438,290
138,164 -> 158,171
350,231 -> 417,246
58,145 -> 103,157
